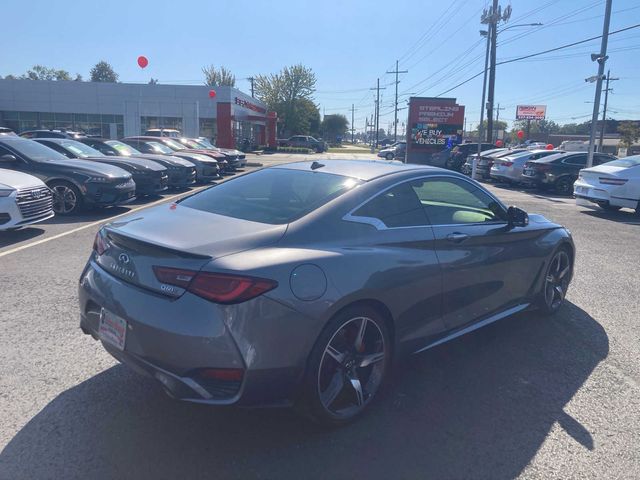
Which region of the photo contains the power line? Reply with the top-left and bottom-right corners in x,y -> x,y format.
434,22 -> 640,98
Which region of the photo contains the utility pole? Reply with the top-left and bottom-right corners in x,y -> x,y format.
495,103 -> 505,124
351,104 -> 356,144
599,70 -> 619,151
386,60 -> 408,142
486,0 -> 499,144
370,78 -> 386,148
587,0 -> 613,167
247,77 -> 255,97
474,27 -> 492,180
482,2 -> 513,144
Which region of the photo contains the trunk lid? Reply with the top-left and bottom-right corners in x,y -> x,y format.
95,202 -> 287,297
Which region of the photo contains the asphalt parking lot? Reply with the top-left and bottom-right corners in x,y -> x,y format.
1,154 -> 639,480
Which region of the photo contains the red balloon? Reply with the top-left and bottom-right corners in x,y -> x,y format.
495,140 -> 504,147
208,89 -> 216,99
546,143 -> 554,150
137,56 -> 148,69
517,130 -> 525,139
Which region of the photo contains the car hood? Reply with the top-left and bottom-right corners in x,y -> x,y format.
181,148 -> 226,160
47,158 -> 132,177
107,202 -> 287,259
85,156 -> 166,172
132,153 -> 195,168
0,170 -> 46,190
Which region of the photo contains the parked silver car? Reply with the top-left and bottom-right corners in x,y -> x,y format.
491,149 -> 559,183
79,160 -> 574,424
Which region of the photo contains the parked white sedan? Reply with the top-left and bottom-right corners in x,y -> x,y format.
574,156 -> 640,213
0,169 -> 54,230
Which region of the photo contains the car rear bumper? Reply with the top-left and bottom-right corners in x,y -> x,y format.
78,260 -> 308,406
573,181 -> 637,209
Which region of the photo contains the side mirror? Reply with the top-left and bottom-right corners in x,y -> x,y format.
508,206 -> 529,228
0,154 -> 17,163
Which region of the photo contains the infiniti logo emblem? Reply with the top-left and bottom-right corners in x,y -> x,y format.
118,253 -> 130,264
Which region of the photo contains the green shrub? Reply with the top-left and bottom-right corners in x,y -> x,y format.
276,147 -> 314,154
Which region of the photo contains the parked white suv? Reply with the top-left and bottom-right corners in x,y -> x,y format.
0,170 -> 54,230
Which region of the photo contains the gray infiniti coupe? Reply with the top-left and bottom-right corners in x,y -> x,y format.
79,160 -> 574,424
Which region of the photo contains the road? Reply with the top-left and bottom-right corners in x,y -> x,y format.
1,153 -> 639,480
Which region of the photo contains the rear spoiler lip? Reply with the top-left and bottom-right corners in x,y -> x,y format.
105,227 -> 212,260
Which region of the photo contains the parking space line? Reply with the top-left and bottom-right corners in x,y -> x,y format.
0,186 -> 208,259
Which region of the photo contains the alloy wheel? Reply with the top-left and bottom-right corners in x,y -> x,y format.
317,316 -> 386,419
544,250 -> 571,311
52,185 -> 78,214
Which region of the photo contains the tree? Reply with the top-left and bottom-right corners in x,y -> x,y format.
202,65 -> 235,87
470,120 -> 507,138
254,64 -> 317,136
321,114 -> 349,141
20,65 -> 72,81
90,61 -> 119,82
618,121 -> 640,147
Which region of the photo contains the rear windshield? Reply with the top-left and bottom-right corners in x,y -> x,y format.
602,157 -> 640,168
180,168 -> 362,224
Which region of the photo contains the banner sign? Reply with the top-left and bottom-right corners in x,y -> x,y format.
516,105 -> 546,120
407,97 -> 465,148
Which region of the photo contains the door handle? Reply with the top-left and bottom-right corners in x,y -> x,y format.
446,232 -> 469,243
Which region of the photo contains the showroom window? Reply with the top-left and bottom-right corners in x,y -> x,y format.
0,111 -> 123,138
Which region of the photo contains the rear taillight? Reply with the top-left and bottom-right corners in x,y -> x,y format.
93,230 -> 108,255
502,161 -> 513,167
153,266 -> 278,304
599,177 -> 628,186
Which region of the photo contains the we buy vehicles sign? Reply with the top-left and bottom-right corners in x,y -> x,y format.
406,97 -> 465,163
407,97 -> 464,146
516,105 -> 547,120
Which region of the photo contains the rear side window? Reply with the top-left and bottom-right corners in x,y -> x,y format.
562,155 -> 587,166
180,168 -> 362,224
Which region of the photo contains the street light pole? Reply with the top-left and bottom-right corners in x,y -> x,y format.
598,70 -> 619,151
587,0 -> 613,167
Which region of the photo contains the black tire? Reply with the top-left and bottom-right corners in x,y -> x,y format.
554,176 -> 574,196
298,304 -> 391,426
385,153 -> 394,160
538,246 -> 572,315
48,181 -> 83,215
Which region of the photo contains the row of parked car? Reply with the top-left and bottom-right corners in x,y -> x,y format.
0,128 -> 248,230
457,146 -> 640,213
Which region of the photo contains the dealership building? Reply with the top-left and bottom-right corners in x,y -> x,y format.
0,79 -> 277,148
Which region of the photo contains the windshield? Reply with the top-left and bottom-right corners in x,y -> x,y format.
602,156 -> 640,168
180,168 -> 362,224
106,140 -> 141,156
4,139 -> 69,162
58,140 -> 104,158
161,139 -> 186,150
180,138 -> 207,149
197,138 -> 215,148
147,142 -> 174,154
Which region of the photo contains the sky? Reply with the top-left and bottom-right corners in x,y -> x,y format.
2,0 -> 640,133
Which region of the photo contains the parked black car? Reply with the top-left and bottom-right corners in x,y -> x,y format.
20,129 -> 85,139
121,137 -> 222,181
0,136 -> 135,214
75,138 -> 196,189
34,139 -> 168,196
449,142 -> 495,171
521,152 -> 617,195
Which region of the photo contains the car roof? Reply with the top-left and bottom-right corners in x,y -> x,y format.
272,159 -> 442,181
34,137 -> 79,144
